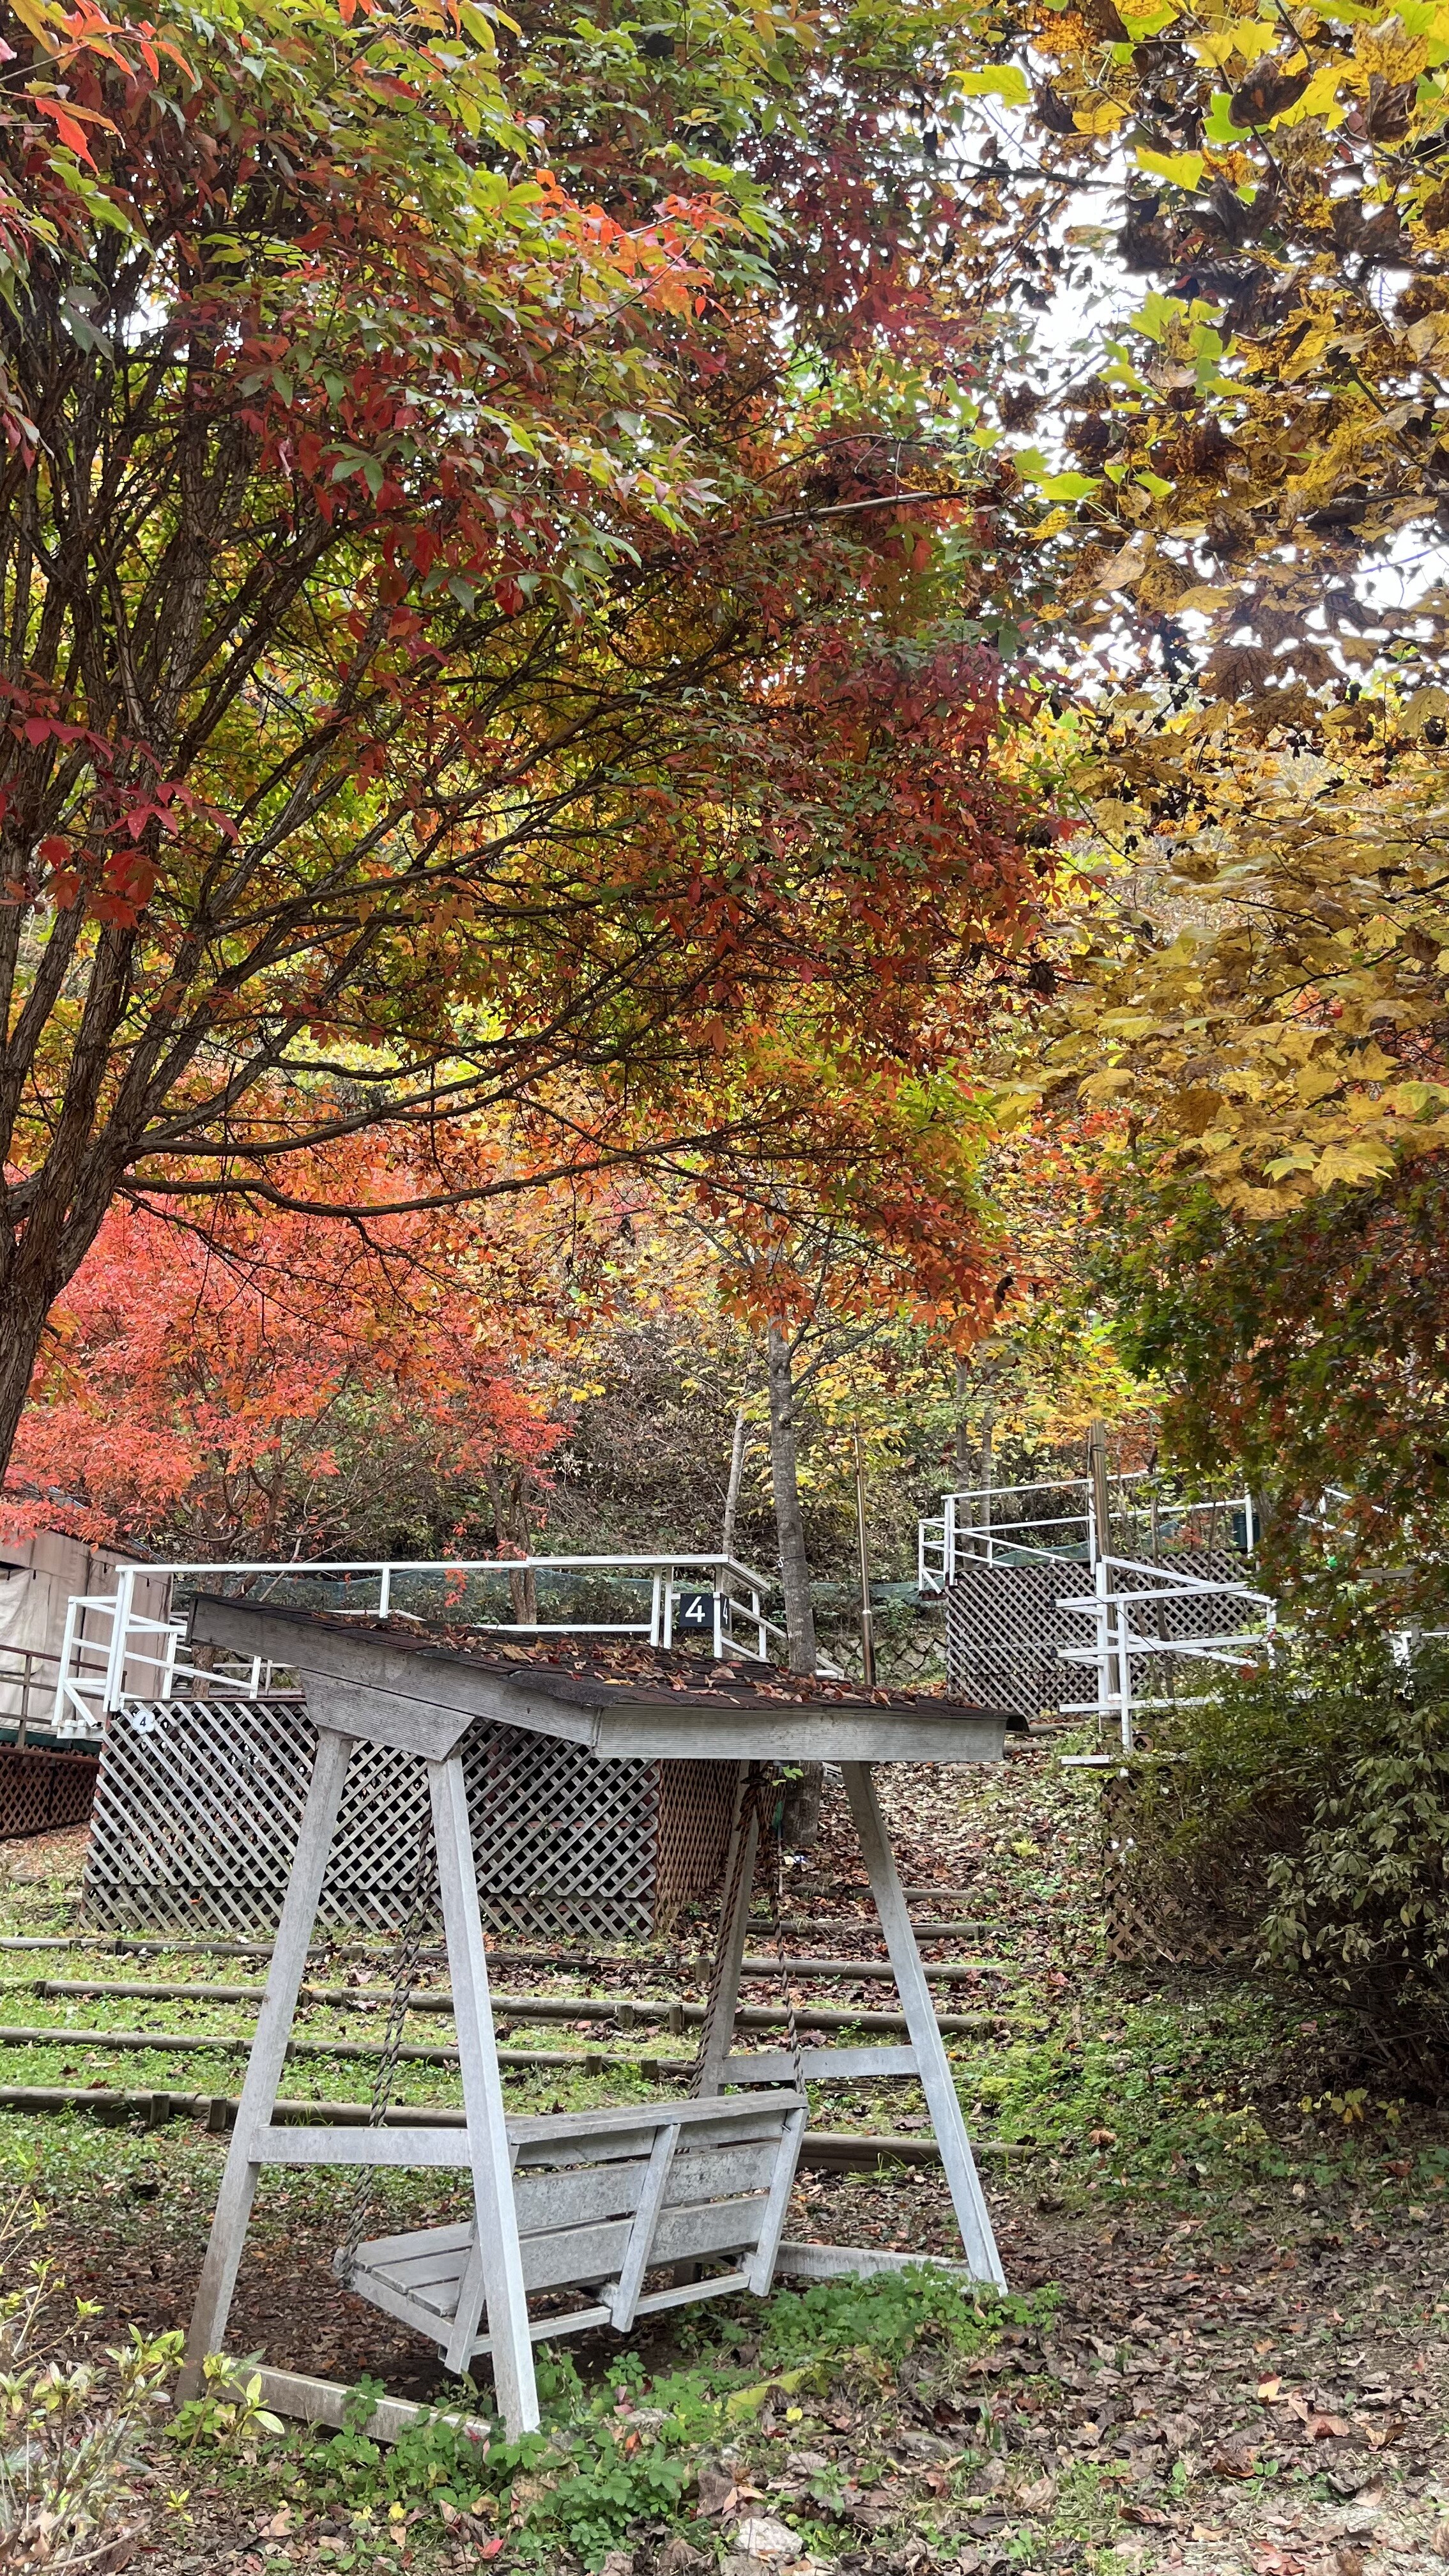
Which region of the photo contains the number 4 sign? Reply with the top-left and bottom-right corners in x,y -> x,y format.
675,1590 -> 714,1637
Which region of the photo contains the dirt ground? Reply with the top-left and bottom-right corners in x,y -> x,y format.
20,2149 -> 1448,2576
3,1759 -> 1447,2576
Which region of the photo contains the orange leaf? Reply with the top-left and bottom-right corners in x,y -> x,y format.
32,94 -> 95,162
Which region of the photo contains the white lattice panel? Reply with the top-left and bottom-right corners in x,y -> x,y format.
80,1699 -> 664,1940
945,1553 -> 1252,1718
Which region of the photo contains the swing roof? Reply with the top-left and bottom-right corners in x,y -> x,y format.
187,1593 -> 1025,1767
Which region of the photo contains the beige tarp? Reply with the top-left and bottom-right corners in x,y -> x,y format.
0,1533 -> 173,1728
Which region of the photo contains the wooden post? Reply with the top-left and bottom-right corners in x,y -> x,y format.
841,1760 -> 1006,2290
854,1427 -> 876,1688
693,1763 -> 760,2095
429,1754 -> 538,2428
181,1727 -> 355,2396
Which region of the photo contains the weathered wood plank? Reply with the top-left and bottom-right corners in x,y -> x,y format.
774,2240 -> 979,2282
504,2090 -> 803,2150
255,2124 -> 473,2168
604,2120 -> 680,2329
723,2046 -> 918,2080
842,1761 -> 1005,2292
745,2104 -> 808,2296
346,2188 -> 772,2327
180,1728 -> 354,2400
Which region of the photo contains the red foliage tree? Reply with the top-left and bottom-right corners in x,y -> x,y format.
8,1144 -> 560,1553
0,0 -> 1057,1485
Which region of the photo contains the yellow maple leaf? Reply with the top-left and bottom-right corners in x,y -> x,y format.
1355,20 -> 1429,80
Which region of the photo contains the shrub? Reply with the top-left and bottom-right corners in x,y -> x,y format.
0,2195 -> 180,2570
1126,1633 -> 1449,2082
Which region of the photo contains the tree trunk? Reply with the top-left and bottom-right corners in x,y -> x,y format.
767,1324 -> 816,1673
720,1401 -> 749,1565
767,1322 -> 822,1848
0,1266 -> 66,1485
487,1462 -> 539,1623
953,1360 -> 972,1487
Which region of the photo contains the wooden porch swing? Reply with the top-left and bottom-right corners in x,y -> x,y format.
178,1598 -> 1017,2438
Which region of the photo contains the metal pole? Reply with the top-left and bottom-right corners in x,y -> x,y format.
854,1427 -> 877,1688
1087,1423 -> 1112,1743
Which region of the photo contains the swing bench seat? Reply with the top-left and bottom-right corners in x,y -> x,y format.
334,2090 -> 808,2359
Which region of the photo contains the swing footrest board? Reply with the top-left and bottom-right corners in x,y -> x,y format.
334,2091 -> 807,2356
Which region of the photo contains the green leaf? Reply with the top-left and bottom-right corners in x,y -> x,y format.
1204,89 -> 1253,143
1135,144 -> 1204,187
958,65 -> 1031,103
457,0 -> 500,51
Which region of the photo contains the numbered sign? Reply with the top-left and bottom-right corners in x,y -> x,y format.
675,1590 -> 716,1641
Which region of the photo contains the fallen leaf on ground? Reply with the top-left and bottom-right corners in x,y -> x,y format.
1364,2417 -> 1405,2450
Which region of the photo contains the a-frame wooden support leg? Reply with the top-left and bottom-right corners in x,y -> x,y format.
842,1760 -> 1006,2291
692,1761 -> 761,2096
180,1727 -> 355,2398
429,1754 -> 538,2430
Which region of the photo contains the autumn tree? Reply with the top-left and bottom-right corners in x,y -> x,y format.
9,1136 -> 562,1554
668,1034 -> 1025,1672
0,0 -> 1068,1492
893,0 -> 1449,1209
931,0 -> 1449,689
1095,1153 -> 1449,1612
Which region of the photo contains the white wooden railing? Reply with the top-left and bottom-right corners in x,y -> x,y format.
52,1552 -> 785,1737
1054,1551 -> 1276,1755
919,1469 -> 1273,1752
919,1471 -> 1256,1591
